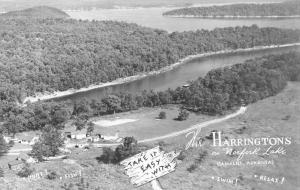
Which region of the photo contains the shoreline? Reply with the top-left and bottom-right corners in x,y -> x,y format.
63,2 -> 280,12
23,43 -> 300,104
189,2 -> 280,7
163,15 -> 300,19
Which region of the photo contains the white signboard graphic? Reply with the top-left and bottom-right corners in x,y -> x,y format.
121,146 -> 180,188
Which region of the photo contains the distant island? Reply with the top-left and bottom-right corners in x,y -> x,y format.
0,6 -> 69,19
163,1 -> 300,18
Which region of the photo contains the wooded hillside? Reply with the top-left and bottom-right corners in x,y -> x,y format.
0,16 -> 299,103
163,1 -> 300,17
0,6 -> 69,19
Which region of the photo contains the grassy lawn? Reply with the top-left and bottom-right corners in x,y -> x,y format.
90,105 -> 220,140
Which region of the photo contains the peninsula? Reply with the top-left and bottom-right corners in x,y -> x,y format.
163,1 -> 300,18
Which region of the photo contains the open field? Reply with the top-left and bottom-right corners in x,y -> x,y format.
0,82 -> 299,190
90,105 -> 220,140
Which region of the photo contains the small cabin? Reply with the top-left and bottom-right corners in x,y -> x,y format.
71,133 -> 87,140
15,132 -> 40,145
87,136 -> 100,143
102,132 -> 121,141
68,129 -> 88,140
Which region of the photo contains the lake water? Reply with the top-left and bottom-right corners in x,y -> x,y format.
59,7 -> 300,102
67,7 -> 300,32
57,46 -> 300,102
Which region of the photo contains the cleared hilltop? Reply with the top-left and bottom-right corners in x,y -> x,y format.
163,1 -> 300,18
0,6 -> 69,19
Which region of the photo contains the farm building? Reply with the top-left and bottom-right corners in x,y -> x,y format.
72,133 -> 86,140
86,135 -> 101,142
102,132 -> 122,142
65,130 -> 87,140
15,132 -> 40,145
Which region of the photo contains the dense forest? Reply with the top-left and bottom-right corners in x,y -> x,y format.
1,52 -> 299,135
163,1 -> 300,17
0,15 -> 299,104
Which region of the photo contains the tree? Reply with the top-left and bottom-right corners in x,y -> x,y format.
115,137 -> 139,162
86,122 -> 95,136
158,91 -> 172,105
158,111 -> 166,119
73,114 -> 89,131
90,99 -> 107,116
30,103 -> 52,130
17,164 -> 34,177
97,147 -> 117,164
177,109 -> 189,121
73,99 -> 91,116
50,103 -> 72,128
74,118 -> 86,131
0,135 -> 7,157
0,135 -> 7,177
31,126 -> 64,161
102,95 -> 121,114
120,93 -> 137,111
2,114 -> 26,136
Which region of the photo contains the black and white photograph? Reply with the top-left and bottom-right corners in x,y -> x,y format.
0,0 -> 299,189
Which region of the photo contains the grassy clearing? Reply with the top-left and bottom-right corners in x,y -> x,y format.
89,105 -> 219,139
